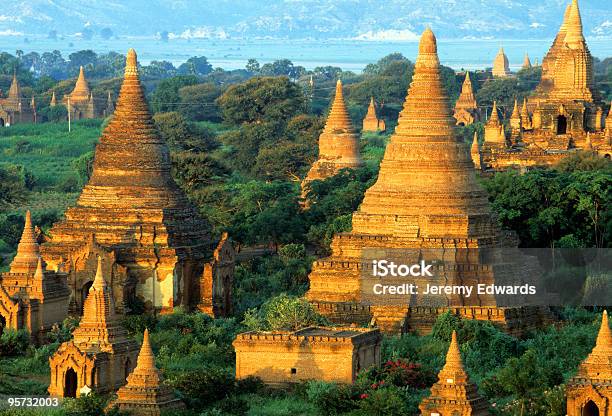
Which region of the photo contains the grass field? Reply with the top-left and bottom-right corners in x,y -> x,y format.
0,120 -> 101,189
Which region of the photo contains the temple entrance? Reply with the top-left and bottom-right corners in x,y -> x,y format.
81,281 -> 93,313
0,118 -> 4,127
64,368 -> 77,398
557,115 -> 567,135
0,315 -> 6,336
124,358 -> 131,379
582,401 -> 599,416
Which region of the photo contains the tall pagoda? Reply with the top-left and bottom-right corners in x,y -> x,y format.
306,29 -> 547,334
453,72 -> 480,126
42,49 -> 233,315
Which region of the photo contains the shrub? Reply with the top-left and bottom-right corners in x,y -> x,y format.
0,329 -> 30,356
306,381 -> 360,416
168,367 -> 235,411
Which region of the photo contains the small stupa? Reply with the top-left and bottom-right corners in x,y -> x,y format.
302,79 -> 362,188
111,329 -> 185,415
522,53 -> 532,69
566,311 -> 612,415
453,72 -> 480,126
362,97 -> 386,132
419,331 -> 490,415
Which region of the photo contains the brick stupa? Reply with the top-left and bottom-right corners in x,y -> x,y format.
492,47 -> 510,77
362,97 -> 386,132
111,329 -> 184,415
49,257 -> 139,397
302,80 -> 362,187
0,211 -> 70,343
306,29 -> 547,334
419,331 -> 490,415
42,49 -> 227,314
453,72 -> 480,126
566,311 -> 612,415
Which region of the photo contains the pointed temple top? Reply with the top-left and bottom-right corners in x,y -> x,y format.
86,48 -> 179,194
50,91 -> 57,106
560,3 -> 572,33
595,310 -> 611,350
394,28 -> 455,139
521,97 -> 529,117
564,0 -> 585,48
135,328 -> 157,372
323,79 -> 354,134
523,53 -> 532,69
488,101 -> 500,124
511,98 -> 520,119
8,71 -> 21,102
437,331 -> 468,383
92,256 -> 106,290
70,66 -> 91,102
471,131 -> 479,151
461,71 -> 473,93
10,210 -> 42,274
33,256 -> 44,281
365,96 -> 377,118
577,310 -> 612,380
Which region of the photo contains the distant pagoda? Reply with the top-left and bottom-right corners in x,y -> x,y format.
492,47 -> 511,77
522,53 -> 532,69
362,97 -> 386,132
302,80 -> 362,188
63,66 -> 99,119
566,311 -> 612,416
42,49 -> 233,316
453,72 -> 480,125
480,0 -> 611,171
111,329 -> 185,415
419,331 -> 490,415
306,28 -> 547,335
0,71 -> 37,125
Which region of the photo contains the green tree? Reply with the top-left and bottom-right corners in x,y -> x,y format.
217,76 -> 305,125
178,82 -> 223,121
150,75 -> 199,113
245,58 -> 260,73
177,56 -> 213,76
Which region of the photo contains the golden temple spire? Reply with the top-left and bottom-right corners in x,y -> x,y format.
560,4 -> 572,33
8,70 -> 21,100
521,97 -> 529,119
77,255 -> 117,330
132,328 -> 159,378
564,0 -> 585,48
523,53 -> 532,69
125,48 -> 138,76
33,256 -> 44,282
69,66 -> 91,102
10,211 -> 42,274
92,256 -> 105,290
462,71 -> 472,93
366,97 -> 376,117
323,79 -> 354,134
471,131 -> 481,170
438,331 -> 468,383
50,91 -> 56,107
393,27 -> 455,139
488,101 -> 500,124
493,47 -> 510,77
511,98 -> 520,119
594,310 -> 611,350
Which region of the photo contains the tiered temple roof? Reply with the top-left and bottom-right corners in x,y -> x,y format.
566,311 -> 612,416
306,29 -> 546,334
453,72 -> 480,125
302,79 -> 362,187
112,329 -> 184,414
0,211 -> 70,343
419,331 -> 490,415
48,257 -> 139,397
492,47 -> 510,77
42,49 -> 214,312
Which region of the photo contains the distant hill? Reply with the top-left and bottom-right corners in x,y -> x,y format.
0,0 -> 611,40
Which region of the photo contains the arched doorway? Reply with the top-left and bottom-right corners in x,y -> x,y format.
0,315 -> 6,337
583,400 -> 599,416
605,154 -> 611,160
81,281 -> 93,313
124,358 -> 131,380
0,118 -> 4,127
64,368 -> 78,398
557,115 -> 567,135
